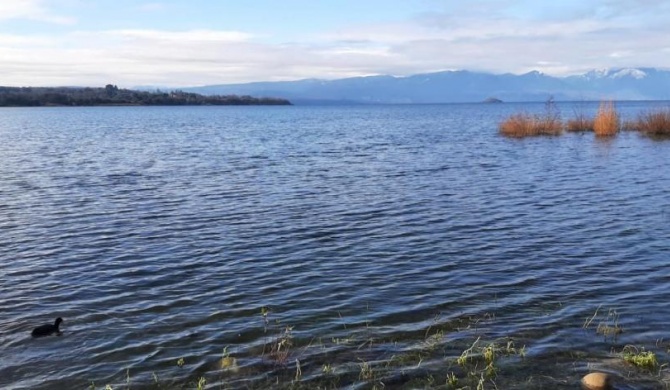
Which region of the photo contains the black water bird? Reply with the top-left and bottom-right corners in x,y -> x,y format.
31,317 -> 63,337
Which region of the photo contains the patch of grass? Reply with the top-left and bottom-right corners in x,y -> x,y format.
483,344 -> 495,365
196,377 -> 206,390
457,337 -> 480,366
566,115 -> 594,132
423,328 -> 444,351
504,340 -> 526,357
566,102 -> 594,132
499,113 -> 563,137
220,347 -> 239,372
358,359 -> 374,381
597,322 -> 623,337
386,351 -> 424,368
500,97 -> 562,137
633,108 -> 670,137
584,306 -> 623,338
446,372 -> 459,388
267,325 -> 294,365
622,346 -> 657,370
593,101 -> 619,136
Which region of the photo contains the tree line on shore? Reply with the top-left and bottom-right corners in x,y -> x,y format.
0,84 -> 291,106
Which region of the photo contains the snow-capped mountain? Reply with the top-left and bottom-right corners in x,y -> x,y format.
184,68 -> 670,103
581,68 -> 648,80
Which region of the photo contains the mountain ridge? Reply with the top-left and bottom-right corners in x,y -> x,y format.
177,67 -> 670,104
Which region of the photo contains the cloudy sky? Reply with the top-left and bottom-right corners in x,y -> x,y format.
1,0 -> 669,87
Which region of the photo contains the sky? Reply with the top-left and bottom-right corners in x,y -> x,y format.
1,0 -> 669,87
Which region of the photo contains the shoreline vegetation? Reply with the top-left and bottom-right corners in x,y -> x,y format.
499,97 -> 670,138
0,85 -> 291,107
88,306 -> 669,390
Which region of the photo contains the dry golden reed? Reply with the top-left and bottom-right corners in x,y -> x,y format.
499,97 -> 562,137
593,101 -> 619,136
565,116 -> 594,132
499,113 -> 562,137
633,108 -> 670,137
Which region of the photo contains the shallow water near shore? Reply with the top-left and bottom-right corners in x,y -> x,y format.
1,102 -> 670,389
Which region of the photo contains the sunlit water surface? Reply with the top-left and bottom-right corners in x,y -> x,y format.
1,103 -> 669,389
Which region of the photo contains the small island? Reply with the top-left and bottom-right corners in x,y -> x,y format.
0,84 -> 291,106
482,97 -> 503,104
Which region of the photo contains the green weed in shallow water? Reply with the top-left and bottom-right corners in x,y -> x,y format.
622,346 -> 657,370
322,363 -> 333,374
483,344 -> 495,365
476,373 -> 486,390
457,337 -> 481,366
264,325 -> 294,365
584,306 -> 623,338
220,346 -> 238,372
359,359 -> 374,381
446,372 -> 459,388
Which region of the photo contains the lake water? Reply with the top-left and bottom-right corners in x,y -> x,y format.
1,103 -> 669,389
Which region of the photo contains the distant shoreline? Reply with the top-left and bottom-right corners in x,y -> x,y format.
0,85 -> 291,107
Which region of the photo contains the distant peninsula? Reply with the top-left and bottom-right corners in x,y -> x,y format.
0,85 -> 291,107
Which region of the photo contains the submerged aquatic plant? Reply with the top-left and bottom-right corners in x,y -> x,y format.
457,337 -> 480,366
196,377 -> 207,390
358,359 -> 374,381
221,347 -> 239,372
446,372 -> 459,388
267,325 -> 294,365
622,346 -> 657,370
584,306 -> 623,338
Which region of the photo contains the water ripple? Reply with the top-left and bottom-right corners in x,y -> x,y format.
1,104 -> 669,389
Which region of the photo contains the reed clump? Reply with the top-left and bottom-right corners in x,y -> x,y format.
499,113 -> 562,137
593,101 -> 619,136
565,115 -> 594,132
632,108 -> 670,137
499,98 -> 562,137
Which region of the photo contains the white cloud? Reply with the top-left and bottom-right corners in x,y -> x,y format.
1,1 -> 670,86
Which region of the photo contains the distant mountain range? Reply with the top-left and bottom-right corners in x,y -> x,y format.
180,68 -> 670,104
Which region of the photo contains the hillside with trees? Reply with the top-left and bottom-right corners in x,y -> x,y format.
0,85 -> 291,106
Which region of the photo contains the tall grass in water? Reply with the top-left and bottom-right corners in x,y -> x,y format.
565,102 -> 594,132
499,98 -> 562,137
633,109 -> 670,137
565,115 -> 594,132
593,101 -> 619,136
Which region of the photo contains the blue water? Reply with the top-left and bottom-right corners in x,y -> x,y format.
1,103 -> 669,389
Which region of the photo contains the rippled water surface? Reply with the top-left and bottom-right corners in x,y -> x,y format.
1,103 -> 670,389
